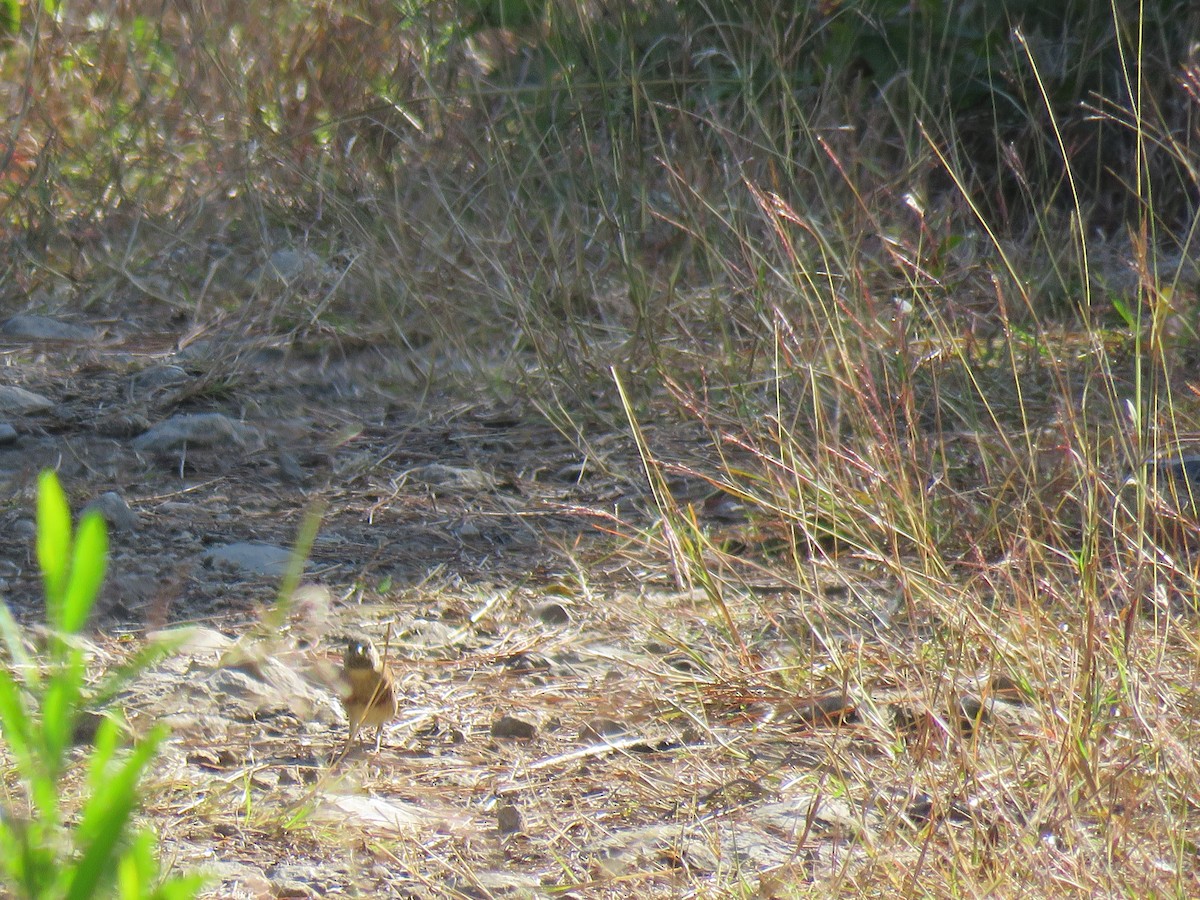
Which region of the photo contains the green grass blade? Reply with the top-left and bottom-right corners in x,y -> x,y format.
0,600 -> 34,680
39,654 -> 84,779
0,667 -> 34,775
63,510 -> 108,634
36,469 -> 72,627
65,724 -> 166,900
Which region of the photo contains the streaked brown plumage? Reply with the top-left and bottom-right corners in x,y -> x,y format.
342,638 -> 399,751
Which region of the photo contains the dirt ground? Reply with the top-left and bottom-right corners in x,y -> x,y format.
0,308 -> 1045,898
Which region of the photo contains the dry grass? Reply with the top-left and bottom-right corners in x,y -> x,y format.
3,0 -> 1200,896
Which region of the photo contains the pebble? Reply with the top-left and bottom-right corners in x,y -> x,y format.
278,450 -> 306,484
495,803 -> 522,834
537,602 -> 571,625
256,247 -> 331,284
203,541 -> 297,577
84,491 -> 141,532
132,412 -> 251,453
0,314 -> 98,342
490,714 -> 537,740
0,385 -> 53,414
1146,455 -> 1200,503
128,365 -> 190,397
578,718 -> 628,741
409,464 -> 496,491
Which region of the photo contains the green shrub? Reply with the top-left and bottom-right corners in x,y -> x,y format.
0,470 -> 203,900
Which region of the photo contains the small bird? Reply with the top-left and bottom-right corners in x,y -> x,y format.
342,637 -> 399,752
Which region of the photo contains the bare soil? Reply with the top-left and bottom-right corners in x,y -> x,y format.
0,311 -> 1100,898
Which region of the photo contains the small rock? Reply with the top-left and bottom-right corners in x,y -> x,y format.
579,718 -> 628,741
84,491 -> 141,532
955,695 -> 990,735
266,249 -> 307,280
172,340 -> 213,362
312,793 -> 455,833
0,385 -> 53,414
782,690 -> 858,727
665,654 -> 702,674
268,864 -> 326,898
133,412 -> 251,453
278,450 -> 306,484
94,411 -> 152,437
552,461 -> 588,482
491,714 -> 537,740
585,823 -> 722,876
537,602 -> 571,625
1,315 -> 98,342
409,464 -> 496,492
128,364 -> 190,397
402,619 -> 457,648
501,652 -> 550,675
452,518 -> 482,539
459,871 -> 542,893
187,747 -> 240,770
495,802 -> 522,834
204,541 -> 297,577
262,248 -> 327,283
204,654 -> 335,723
71,709 -> 109,745
206,862 -> 273,899
752,794 -> 875,842
1145,455 -> 1200,508
145,625 -> 234,654
0,423 -> 16,445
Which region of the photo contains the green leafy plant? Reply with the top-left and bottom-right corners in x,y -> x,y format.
0,470 -> 204,900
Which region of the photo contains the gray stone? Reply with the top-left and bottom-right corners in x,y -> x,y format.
172,340 -> 213,362
260,247 -> 335,284
94,411 -> 151,438
1,315 -> 98,342
495,803 -> 522,834
403,618 -> 456,648
132,412 -> 251,453
266,864 -> 329,898
266,248 -> 309,280
1146,455 -> 1200,507
409,463 -> 496,491
84,491 -> 141,532
537,602 -> 571,625
0,385 -> 53,414
278,450 -> 306,484
204,862 -> 273,899
128,365 -> 189,397
491,714 -> 537,740
311,793 -> 462,834
201,655 -> 338,724
204,541 -> 297,577
462,871 -> 542,893
144,625 -> 234,655
578,718 -> 628,741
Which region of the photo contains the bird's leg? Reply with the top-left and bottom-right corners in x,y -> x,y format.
374,723 -> 384,752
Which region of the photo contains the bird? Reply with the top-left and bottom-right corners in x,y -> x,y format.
341,637 -> 399,752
